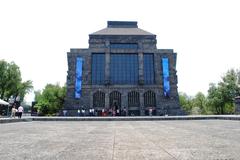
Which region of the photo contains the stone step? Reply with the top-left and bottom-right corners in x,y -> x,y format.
1,115 -> 240,123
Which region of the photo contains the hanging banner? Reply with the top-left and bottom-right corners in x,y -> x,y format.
75,57 -> 83,98
162,58 -> 170,97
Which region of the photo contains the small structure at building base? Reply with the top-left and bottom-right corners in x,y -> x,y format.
235,96 -> 240,114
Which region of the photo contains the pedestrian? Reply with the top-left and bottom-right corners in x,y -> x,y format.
149,107 -> 153,116
112,109 -> 116,116
123,107 -> 127,116
77,109 -> 80,116
108,108 -> 112,116
102,109 -> 105,116
18,105 -> 24,119
89,108 -> 93,116
63,110 -> 67,116
116,109 -> 120,116
82,109 -> 85,116
11,106 -> 17,118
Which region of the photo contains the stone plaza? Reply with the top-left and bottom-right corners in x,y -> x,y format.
1,120 -> 240,160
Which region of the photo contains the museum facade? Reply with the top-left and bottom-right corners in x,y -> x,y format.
64,21 -> 183,116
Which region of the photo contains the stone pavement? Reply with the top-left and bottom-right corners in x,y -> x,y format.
0,120 -> 240,160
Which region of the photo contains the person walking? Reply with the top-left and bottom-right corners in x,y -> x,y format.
17,105 -> 24,118
11,106 -> 17,118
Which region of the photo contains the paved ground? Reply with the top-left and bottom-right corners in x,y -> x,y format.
0,120 -> 239,160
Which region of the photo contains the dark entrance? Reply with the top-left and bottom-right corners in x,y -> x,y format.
93,91 -> 105,115
128,91 -> 140,116
109,91 -> 121,115
144,90 -> 156,116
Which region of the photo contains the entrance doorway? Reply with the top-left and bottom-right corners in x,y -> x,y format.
109,91 -> 121,116
93,91 -> 105,116
144,90 -> 156,116
128,91 -> 140,116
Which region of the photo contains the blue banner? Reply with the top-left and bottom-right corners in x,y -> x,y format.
75,57 -> 83,98
162,58 -> 170,97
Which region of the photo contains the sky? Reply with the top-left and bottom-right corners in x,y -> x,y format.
0,0 -> 240,102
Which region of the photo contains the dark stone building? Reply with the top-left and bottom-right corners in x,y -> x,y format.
64,21 -> 184,116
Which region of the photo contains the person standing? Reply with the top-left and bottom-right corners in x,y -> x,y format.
11,106 -> 17,118
63,110 -> 67,116
82,108 -> 85,116
123,107 -> 127,116
89,108 -> 93,116
18,105 -> 24,118
116,109 -> 120,116
149,107 -> 153,116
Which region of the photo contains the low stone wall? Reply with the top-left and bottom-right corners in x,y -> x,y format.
0,118 -> 32,124
1,115 -> 240,124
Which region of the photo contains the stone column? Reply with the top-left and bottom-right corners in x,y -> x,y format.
122,92 -> 128,116
138,43 -> 144,116
155,53 -> 162,86
140,91 -> 145,116
89,91 -> 93,108
105,92 -> 109,109
105,41 -> 110,85
138,50 -> 144,85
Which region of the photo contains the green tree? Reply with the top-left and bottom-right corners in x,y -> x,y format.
17,80 -> 33,101
0,60 -> 33,101
35,84 -> 66,115
0,60 -> 8,99
192,92 -> 208,114
207,69 -> 240,114
179,92 -> 194,114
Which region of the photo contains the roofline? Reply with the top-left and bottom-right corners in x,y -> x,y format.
89,34 -> 156,38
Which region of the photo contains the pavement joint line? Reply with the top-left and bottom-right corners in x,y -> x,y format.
112,128 -> 116,160
138,125 -> 179,160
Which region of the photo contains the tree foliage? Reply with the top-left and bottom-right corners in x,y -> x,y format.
192,92 -> 208,114
180,69 -> 240,115
35,84 -> 66,115
0,60 -> 33,101
207,69 -> 240,114
179,92 -> 193,114
179,92 -> 207,114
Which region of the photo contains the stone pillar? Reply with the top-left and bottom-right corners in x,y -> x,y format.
89,91 -> 93,108
138,43 -> 144,116
154,53 -> 162,86
122,92 -> 128,116
235,96 -> 240,114
138,42 -> 144,85
138,52 -> 144,82
105,41 -> 110,85
105,92 -> 109,109
140,91 -> 145,116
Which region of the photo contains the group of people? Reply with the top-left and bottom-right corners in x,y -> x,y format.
72,107 -> 127,117
63,106 -> 154,117
11,105 -> 24,118
76,108 -> 107,116
77,108 -> 95,116
101,107 -> 127,116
